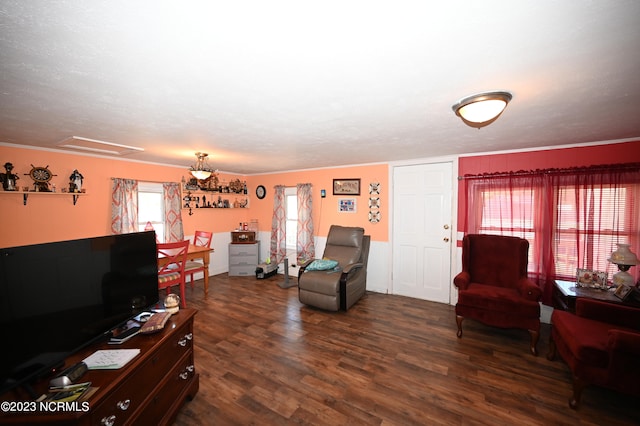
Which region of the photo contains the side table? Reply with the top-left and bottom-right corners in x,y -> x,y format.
553,279 -> 627,312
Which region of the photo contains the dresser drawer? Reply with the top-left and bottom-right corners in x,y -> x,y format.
229,243 -> 259,256
229,254 -> 258,265
137,351 -> 196,425
229,265 -> 256,276
91,321 -> 194,425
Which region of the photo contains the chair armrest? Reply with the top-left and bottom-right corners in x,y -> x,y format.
342,262 -> 364,274
453,271 -> 470,290
576,298 -> 640,329
607,330 -> 640,383
298,258 -> 313,269
609,329 -> 640,355
515,277 -> 542,301
298,259 -> 314,279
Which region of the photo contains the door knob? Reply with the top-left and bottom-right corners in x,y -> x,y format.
444,237 -> 450,242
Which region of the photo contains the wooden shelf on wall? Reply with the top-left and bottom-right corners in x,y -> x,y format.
0,191 -> 86,205
181,188 -> 249,215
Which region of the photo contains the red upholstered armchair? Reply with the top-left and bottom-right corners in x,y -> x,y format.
454,234 -> 542,355
548,298 -> 640,408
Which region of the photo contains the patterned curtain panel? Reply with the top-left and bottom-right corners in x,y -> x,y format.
110,178 -> 138,234
296,183 -> 315,262
270,185 -> 286,265
163,182 -> 184,243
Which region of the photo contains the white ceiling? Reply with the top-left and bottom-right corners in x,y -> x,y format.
1,1 -> 639,175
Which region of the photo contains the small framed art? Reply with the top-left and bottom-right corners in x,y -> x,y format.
333,179 -> 360,195
338,198 -> 357,213
576,268 -> 607,288
614,284 -> 633,300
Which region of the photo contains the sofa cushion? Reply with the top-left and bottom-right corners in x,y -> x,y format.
158,271 -> 181,284
457,283 -> 540,317
552,309 -> 635,368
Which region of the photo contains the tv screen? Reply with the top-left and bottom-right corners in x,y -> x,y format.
0,231 -> 159,395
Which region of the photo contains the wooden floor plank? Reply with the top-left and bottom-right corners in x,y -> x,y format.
173,274 -> 639,425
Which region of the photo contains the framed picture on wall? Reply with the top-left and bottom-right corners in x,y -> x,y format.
333,179 -> 360,195
338,198 -> 357,213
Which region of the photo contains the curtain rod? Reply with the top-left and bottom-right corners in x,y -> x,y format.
458,162 -> 640,180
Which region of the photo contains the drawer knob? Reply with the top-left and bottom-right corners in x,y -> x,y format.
179,371 -> 189,380
101,415 -> 116,426
117,399 -> 131,411
186,364 -> 195,372
185,332 -> 193,340
178,338 -> 187,347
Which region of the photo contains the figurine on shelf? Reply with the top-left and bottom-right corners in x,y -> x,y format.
0,162 -> 19,191
69,169 -> 83,193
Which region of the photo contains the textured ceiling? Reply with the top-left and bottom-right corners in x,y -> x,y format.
1,1 -> 639,174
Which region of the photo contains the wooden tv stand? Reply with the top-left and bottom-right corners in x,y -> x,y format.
1,309 -> 199,425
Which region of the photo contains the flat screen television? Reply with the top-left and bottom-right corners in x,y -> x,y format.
0,231 -> 159,395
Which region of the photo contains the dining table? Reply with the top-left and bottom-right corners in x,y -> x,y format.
158,243 -> 214,296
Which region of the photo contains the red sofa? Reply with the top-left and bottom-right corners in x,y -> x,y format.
454,234 -> 542,355
548,298 -> 640,408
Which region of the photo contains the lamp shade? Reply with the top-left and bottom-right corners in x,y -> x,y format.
608,243 -> 639,266
190,169 -> 212,180
189,152 -> 214,180
452,91 -> 512,128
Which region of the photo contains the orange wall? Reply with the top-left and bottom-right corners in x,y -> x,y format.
0,146 -> 249,247
0,145 -> 388,248
246,164 -> 388,242
6,140 -> 635,249
456,140 -> 640,231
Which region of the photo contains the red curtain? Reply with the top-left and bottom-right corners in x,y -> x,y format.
463,163 -> 640,305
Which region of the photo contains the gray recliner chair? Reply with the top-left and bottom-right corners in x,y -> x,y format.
298,225 -> 370,311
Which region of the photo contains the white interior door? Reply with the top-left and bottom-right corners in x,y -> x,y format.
393,162 -> 452,303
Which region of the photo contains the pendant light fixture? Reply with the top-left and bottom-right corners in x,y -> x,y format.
189,152 -> 215,180
452,91 -> 512,128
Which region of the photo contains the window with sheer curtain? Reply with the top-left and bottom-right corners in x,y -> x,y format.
463,163 -> 640,304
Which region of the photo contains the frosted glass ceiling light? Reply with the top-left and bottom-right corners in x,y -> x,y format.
189,152 -> 214,180
452,91 -> 512,128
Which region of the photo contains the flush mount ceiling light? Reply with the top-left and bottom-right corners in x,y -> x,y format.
57,136 -> 144,155
452,91 -> 513,128
189,152 -> 216,180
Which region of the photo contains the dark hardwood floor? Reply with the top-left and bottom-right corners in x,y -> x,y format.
173,274 -> 639,425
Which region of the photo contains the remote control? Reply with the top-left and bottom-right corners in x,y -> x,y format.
50,362 -> 88,388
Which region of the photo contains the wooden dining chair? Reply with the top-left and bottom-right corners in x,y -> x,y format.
185,230 -> 213,288
157,239 -> 189,308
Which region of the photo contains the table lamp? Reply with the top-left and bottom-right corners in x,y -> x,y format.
608,243 -> 639,286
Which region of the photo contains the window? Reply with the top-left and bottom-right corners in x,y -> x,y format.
138,182 -> 165,242
554,184 -> 636,279
468,169 -> 639,287
285,187 -> 297,250
477,187 -> 536,269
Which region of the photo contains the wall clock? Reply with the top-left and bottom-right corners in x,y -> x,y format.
256,185 -> 266,199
